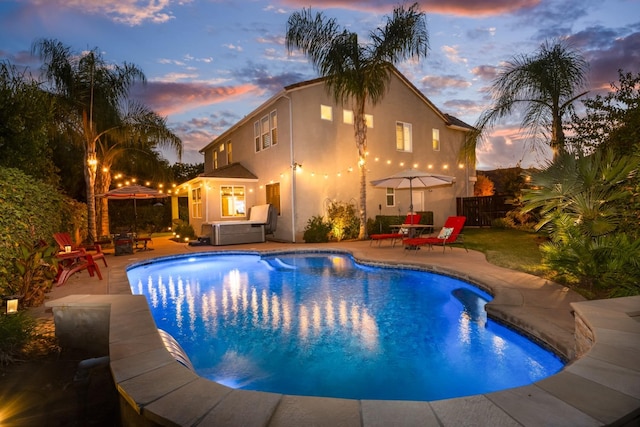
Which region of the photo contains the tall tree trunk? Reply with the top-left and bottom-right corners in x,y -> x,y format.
83,112 -> 98,243
551,110 -> 565,160
354,103 -> 368,240
550,97 -> 567,160
84,147 -> 97,243
96,164 -> 112,238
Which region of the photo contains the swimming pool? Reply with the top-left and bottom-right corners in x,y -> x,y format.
127,252 -> 564,401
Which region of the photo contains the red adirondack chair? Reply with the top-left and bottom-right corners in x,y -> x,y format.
53,232 -> 108,266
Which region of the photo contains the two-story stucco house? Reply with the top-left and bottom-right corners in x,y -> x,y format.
177,67 -> 476,243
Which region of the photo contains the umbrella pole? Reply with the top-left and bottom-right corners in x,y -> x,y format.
409,179 -> 414,223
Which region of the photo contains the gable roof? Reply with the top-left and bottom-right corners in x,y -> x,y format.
201,66 -> 473,152
199,162 -> 258,180
444,113 -> 475,131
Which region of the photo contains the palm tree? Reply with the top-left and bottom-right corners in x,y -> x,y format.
286,3 -> 429,239
32,39 -> 182,241
462,39 -> 589,165
96,100 -> 182,237
521,150 -> 639,295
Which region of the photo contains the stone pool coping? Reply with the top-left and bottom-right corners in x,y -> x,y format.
46,240 -> 640,426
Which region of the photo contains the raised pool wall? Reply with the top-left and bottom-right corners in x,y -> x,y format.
46,250 -> 640,426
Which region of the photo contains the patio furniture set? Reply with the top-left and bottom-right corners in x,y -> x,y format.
52,231 -> 154,286
370,215 -> 468,253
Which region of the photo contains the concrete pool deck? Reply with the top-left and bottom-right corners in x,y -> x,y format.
37,237 -> 640,425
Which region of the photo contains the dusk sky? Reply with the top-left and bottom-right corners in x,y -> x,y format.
1,0 -> 638,170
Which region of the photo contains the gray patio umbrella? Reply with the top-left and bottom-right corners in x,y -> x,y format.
370,168 -> 455,222
98,184 -> 169,233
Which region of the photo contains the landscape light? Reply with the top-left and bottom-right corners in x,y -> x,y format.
4,296 -> 19,314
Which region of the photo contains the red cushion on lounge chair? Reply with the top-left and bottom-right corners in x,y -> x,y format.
403,216 -> 468,252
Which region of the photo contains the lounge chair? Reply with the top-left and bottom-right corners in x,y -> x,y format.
53,232 -> 108,266
370,213 -> 421,246
403,216 -> 468,252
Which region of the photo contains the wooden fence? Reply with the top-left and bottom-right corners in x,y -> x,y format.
456,195 -> 512,227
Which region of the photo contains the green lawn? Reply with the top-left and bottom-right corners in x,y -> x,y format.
462,228 -> 552,278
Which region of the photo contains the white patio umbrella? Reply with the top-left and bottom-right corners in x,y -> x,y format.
98,184 -> 169,233
370,168 -> 455,222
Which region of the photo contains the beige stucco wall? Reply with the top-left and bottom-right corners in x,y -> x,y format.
196,71 -> 474,242
184,177 -> 259,238
288,74 -> 473,240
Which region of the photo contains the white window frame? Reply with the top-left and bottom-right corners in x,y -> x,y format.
365,114 -> 373,128
192,187 -> 202,219
396,121 -> 412,152
226,140 -> 232,163
261,115 -> 270,149
270,110 -> 278,146
254,110 -> 277,152
254,121 -> 261,152
432,128 -> 440,151
343,109 -> 353,124
321,104 -> 333,121
220,185 -> 246,218
386,188 -> 395,207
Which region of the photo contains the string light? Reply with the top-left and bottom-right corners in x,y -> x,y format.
254,151 -> 467,187
109,171 -> 177,193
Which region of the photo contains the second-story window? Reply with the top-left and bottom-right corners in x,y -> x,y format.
396,121 -> 412,152
254,110 -> 277,152
254,121 -> 260,152
270,111 -> 278,146
343,109 -> 353,124
226,141 -> 233,163
432,128 -> 440,151
261,115 -> 270,149
365,114 -> 374,128
321,104 -> 333,121
213,150 -> 218,169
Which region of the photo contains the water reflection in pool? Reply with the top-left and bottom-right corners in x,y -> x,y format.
128,253 -> 564,401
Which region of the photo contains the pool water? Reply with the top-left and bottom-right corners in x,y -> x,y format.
127,253 -> 564,401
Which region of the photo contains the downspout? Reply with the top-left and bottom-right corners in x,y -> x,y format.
205,182 -> 209,223
284,94 -> 296,243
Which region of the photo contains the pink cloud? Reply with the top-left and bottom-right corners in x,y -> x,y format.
133,82 -> 261,116
278,0 -> 541,16
418,74 -> 471,97
471,65 -> 499,82
28,0 -> 177,26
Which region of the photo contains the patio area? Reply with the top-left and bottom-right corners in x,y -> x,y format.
5,236 -> 640,426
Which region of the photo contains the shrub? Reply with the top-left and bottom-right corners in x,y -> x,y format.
173,220 -> 196,240
303,215 -> 331,243
0,311 -> 36,365
541,229 -> 640,298
11,239 -> 59,307
491,218 -> 511,229
326,202 -> 360,241
492,210 -> 536,230
0,167 -> 67,299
